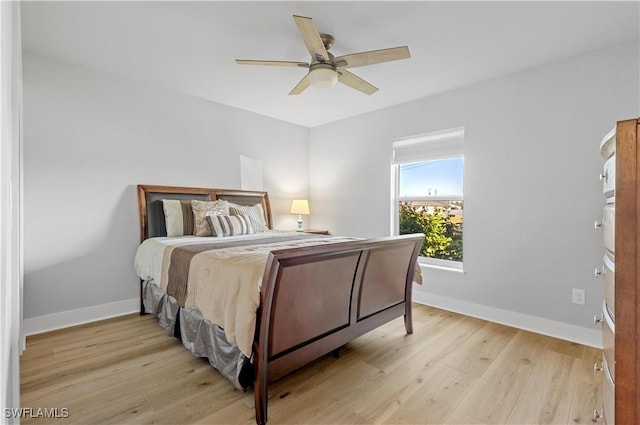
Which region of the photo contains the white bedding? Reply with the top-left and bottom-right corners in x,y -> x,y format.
134,232 -> 358,356
134,232 -> 296,287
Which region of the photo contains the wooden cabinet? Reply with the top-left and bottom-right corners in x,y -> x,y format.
598,118 -> 640,424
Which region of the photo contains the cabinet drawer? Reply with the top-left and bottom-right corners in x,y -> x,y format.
603,355 -> 614,425
602,204 -> 615,256
602,155 -> 616,197
602,302 -> 615,380
600,127 -> 616,159
603,254 -> 615,320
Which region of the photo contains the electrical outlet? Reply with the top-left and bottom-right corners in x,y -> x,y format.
572,288 -> 585,305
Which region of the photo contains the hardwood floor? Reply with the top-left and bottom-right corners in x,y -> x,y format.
20,304 -> 602,424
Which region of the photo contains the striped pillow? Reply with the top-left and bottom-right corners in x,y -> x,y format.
162,200 -> 194,237
208,214 -> 255,237
228,203 -> 268,232
191,200 -> 230,236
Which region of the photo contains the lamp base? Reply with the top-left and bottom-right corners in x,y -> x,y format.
297,215 -> 303,231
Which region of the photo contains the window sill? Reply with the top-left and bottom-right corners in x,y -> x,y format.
417,258 -> 464,273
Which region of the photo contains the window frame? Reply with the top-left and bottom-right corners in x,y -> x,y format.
391,127 -> 464,272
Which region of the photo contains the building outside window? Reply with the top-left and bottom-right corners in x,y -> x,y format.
392,127 -> 464,270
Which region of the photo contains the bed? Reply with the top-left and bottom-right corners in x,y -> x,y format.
134,184 -> 424,424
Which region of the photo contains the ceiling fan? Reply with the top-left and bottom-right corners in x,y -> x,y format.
235,15 -> 411,96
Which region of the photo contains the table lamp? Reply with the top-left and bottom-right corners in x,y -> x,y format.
290,199 -> 310,231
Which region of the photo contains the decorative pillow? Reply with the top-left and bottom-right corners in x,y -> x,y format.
162,199 -> 194,237
208,214 -> 255,237
228,203 -> 268,232
191,199 -> 229,236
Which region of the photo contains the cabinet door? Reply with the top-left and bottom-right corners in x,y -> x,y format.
603,204 -> 615,257
603,303 -> 615,379
602,155 -> 616,196
603,254 -> 615,320
603,355 -> 615,425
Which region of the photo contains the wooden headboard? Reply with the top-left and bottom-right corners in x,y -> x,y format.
137,185 -> 272,242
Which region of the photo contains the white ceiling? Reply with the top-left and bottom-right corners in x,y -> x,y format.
21,1 -> 640,128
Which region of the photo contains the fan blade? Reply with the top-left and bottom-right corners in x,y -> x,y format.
236,59 -> 309,68
335,46 -> 410,68
289,73 -> 311,95
293,15 -> 329,63
337,69 -> 378,95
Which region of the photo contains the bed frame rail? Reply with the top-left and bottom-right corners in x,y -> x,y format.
254,233 -> 424,424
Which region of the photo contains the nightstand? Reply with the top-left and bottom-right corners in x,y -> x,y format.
298,229 -> 330,235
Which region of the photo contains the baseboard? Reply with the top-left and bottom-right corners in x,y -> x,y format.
23,297 -> 139,336
23,292 -> 602,348
412,290 -> 602,349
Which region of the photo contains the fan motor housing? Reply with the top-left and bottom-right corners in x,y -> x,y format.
320,33 -> 335,50
310,62 -> 336,72
312,51 -> 336,67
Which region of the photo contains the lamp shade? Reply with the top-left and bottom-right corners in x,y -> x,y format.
308,67 -> 338,88
290,199 -> 310,215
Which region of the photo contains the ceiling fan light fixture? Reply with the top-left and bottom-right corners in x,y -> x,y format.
308,66 -> 338,88
236,15 -> 410,95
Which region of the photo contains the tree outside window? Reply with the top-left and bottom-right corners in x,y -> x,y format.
399,200 -> 462,261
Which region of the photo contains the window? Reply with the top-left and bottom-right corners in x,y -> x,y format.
392,127 -> 464,270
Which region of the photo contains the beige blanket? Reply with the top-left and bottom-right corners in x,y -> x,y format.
158,236 -> 358,357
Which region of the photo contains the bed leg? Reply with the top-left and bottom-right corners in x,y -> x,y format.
139,280 -> 147,316
254,365 -> 267,425
404,302 -> 413,334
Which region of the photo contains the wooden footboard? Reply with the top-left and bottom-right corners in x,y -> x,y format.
253,233 -> 424,425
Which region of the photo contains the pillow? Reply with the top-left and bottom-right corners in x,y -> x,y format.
162,199 -> 194,237
228,203 -> 268,232
208,214 -> 255,237
191,199 -> 229,236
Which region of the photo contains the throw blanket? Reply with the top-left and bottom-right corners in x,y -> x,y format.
153,234 -> 358,357
162,236 -> 302,306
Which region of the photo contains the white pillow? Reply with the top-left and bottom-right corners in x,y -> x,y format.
208,214 -> 255,237
162,199 -> 194,237
228,203 -> 268,232
191,199 -> 229,236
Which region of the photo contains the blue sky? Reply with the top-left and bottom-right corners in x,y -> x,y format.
399,158 -> 464,197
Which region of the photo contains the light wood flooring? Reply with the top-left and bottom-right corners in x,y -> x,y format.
21,304 -> 602,424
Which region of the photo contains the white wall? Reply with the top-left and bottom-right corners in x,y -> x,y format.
309,42 -> 639,346
22,40 -> 640,346
1,1 -> 22,422
22,53 -> 309,331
